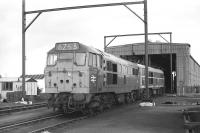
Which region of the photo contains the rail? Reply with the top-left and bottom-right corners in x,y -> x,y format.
0,113 -> 63,132
29,116 -> 88,133
0,102 -> 47,114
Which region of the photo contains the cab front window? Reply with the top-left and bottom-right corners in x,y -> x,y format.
47,54 -> 57,65
74,53 -> 86,66
58,52 -> 86,66
59,53 -> 73,60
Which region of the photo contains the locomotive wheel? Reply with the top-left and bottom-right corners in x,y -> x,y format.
85,104 -> 96,116
82,109 -> 89,115
125,93 -> 132,104
105,103 -> 112,109
63,104 -> 67,113
97,104 -> 104,113
88,108 -> 95,116
130,91 -> 136,103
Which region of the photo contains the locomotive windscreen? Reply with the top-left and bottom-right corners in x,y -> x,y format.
59,52 -> 86,66
47,54 -> 57,66
59,53 -> 73,60
74,53 -> 86,66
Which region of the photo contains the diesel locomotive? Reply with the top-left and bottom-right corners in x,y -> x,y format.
44,42 -> 165,113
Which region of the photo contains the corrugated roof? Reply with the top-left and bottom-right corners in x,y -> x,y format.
20,74 -> 44,80
107,42 -> 191,49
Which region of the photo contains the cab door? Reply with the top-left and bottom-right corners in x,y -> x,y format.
89,67 -> 98,93
88,53 -> 98,93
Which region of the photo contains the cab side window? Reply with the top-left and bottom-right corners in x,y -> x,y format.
97,55 -> 102,68
92,54 -> 97,67
106,61 -> 112,71
89,53 -> 93,66
89,53 -> 97,67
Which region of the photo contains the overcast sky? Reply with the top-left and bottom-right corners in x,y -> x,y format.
0,0 -> 200,77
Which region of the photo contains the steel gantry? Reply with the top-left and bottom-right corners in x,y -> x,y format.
21,0 -> 148,97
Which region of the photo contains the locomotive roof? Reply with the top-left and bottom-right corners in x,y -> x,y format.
48,42 -> 102,54
137,64 -> 164,74
48,42 -> 137,67
102,52 -> 136,67
82,43 -> 138,67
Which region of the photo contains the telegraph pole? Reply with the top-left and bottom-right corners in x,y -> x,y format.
22,0 -> 26,93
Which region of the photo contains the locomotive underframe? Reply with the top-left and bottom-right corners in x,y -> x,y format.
48,91 -> 139,114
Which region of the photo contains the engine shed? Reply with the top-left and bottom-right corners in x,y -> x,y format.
106,42 -> 200,96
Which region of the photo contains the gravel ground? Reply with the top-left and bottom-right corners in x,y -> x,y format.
50,96 -> 200,133
1,96 -> 198,133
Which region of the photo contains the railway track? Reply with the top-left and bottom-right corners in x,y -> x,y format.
0,113 -> 63,132
29,116 -> 88,133
0,102 -> 47,115
27,103 -> 134,133
0,101 -> 139,133
0,104 -> 119,133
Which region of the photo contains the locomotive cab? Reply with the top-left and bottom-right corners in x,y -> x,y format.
45,42 -> 104,113
45,42 -> 92,94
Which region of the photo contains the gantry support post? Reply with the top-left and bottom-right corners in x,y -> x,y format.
22,0 -> 26,93
170,33 -> 173,93
144,0 -> 149,98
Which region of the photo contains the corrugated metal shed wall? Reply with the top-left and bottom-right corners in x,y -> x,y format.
186,56 -> 200,93
107,43 -> 200,96
176,45 -> 188,95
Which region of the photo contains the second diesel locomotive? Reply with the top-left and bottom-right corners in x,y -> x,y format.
45,42 -> 165,113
